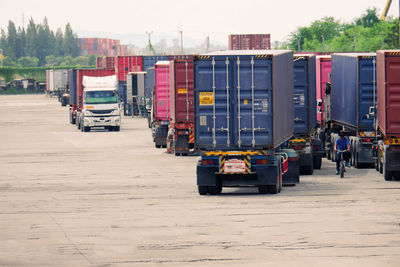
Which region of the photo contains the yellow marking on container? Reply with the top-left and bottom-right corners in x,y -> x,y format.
244,99 -> 248,105
199,92 -> 214,105
178,88 -> 187,94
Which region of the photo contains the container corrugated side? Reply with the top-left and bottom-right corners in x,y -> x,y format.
143,56 -> 168,71
76,69 -> 115,111
154,62 -> 170,121
377,50 -> 400,136
145,67 -> 155,99
331,53 -> 376,131
316,56 -> 331,124
169,59 -> 194,124
115,56 -> 143,82
68,69 -> 77,105
293,54 -> 317,135
194,50 -> 293,151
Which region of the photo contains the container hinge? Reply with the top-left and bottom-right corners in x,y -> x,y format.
217,127 -> 229,132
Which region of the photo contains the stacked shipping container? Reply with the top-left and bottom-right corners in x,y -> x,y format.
228,34 -> 271,50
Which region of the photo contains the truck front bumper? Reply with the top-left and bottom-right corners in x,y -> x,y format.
83,116 -> 121,127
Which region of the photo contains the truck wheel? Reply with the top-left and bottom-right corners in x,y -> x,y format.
208,185 -> 222,195
313,156 -> 322,169
327,148 -> 331,160
115,126 -> 120,132
198,186 -> 208,195
354,149 -> 359,168
258,185 -> 268,194
379,155 -> 383,174
267,184 -> 278,194
375,158 -> 379,171
383,160 -> 392,181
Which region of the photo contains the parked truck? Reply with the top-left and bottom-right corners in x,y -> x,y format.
286,54 -> 318,179
325,53 -> 377,167
153,61 -> 171,148
373,50 -> 400,180
76,75 -> 120,132
126,71 -> 147,117
195,50 -> 294,195
168,57 -> 195,155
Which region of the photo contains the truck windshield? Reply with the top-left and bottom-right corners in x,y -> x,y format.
85,91 -> 117,104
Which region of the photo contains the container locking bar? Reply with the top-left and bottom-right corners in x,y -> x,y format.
237,56 -> 241,147
212,57 -> 216,147
226,57 -> 230,147
185,61 -> 189,122
251,56 -> 255,147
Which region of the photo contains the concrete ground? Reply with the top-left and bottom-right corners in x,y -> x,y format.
0,95 -> 399,267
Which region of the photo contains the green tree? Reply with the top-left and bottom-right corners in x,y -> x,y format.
16,27 -> 26,59
63,23 -> 79,57
25,18 -> 38,57
88,54 -> 97,66
36,17 -> 54,65
6,21 -> 18,60
17,56 -> 39,67
54,28 -> 64,56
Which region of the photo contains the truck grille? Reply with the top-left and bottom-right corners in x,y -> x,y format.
90,109 -> 114,115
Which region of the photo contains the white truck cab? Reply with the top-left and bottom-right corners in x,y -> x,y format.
78,75 -> 121,132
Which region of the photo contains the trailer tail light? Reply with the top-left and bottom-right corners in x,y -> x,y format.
178,130 -> 189,135
256,159 -> 268,165
202,159 -> 215,166
361,138 -> 372,143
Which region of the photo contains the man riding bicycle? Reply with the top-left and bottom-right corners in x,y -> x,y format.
334,131 -> 350,174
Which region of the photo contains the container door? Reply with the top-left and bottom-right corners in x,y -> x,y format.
174,61 -> 194,122
386,56 -> 400,134
155,66 -> 170,120
358,57 -> 376,131
195,57 -> 234,149
232,56 -> 272,148
293,57 -> 309,135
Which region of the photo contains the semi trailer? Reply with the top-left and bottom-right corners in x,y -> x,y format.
195,50 -> 294,195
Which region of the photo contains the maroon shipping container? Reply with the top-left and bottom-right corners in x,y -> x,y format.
170,58 -> 194,124
76,69 -> 115,111
228,34 -> 271,50
377,50 -> 400,137
114,56 -> 143,82
96,57 -> 104,68
169,58 -> 195,153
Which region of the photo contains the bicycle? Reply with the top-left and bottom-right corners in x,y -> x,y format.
337,150 -> 347,178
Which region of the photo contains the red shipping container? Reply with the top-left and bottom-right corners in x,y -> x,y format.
229,34 -> 271,50
170,58 -> 194,124
377,50 -> 400,137
96,57 -> 104,68
114,56 -> 143,82
76,69 -> 115,111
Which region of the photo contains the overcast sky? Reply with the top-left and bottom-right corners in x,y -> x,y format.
0,0 -> 398,46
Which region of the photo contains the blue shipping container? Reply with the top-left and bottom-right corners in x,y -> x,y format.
195,50 -> 294,151
145,67 -> 155,99
293,54 -> 317,135
143,56 -> 169,72
68,69 -> 77,105
331,53 -> 377,131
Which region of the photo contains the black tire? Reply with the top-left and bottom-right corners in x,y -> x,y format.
379,159 -> 383,174
327,148 -> 331,160
83,126 -> 90,132
383,160 -> 392,181
115,126 -> 120,132
267,184 -> 279,194
258,185 -> 268,194
208,185 -> 222,195
198,186 -> 208,195
354,149 -> 359,168
155,144 -> 161,148
340,164 -> 345,178
375,158 -> 379,171
313,156 -> 322,169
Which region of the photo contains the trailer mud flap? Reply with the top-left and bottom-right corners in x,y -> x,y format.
255,167 -> 278,185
